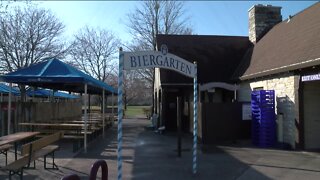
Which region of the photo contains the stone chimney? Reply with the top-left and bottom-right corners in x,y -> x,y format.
248,4 -> 282,43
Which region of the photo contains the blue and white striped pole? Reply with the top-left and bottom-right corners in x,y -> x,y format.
193,62 -> 198,174
117,47 -> 124,180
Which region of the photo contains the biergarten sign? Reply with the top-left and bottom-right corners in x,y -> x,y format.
117,45 -> 198,180
123,45 -> 196,78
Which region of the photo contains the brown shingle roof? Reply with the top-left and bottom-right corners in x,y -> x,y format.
156,35 -> 251,84
240,2 -> 320,80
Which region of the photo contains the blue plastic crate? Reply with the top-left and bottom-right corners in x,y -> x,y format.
251,90 -> 276,148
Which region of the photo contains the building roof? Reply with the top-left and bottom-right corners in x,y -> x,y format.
239,2 -> 320,80
156,34 -> 251,85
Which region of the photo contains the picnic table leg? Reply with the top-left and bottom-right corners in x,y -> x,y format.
73,141 -> 77,152
0,148 -> 9,165
5,150 -> 8,165
44,151 -> 58,169
44,154 -> 46,169
14,142 -> 17,160
9,169 -> 23,180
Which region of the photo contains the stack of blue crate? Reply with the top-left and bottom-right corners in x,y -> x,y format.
251,90 -> 276,148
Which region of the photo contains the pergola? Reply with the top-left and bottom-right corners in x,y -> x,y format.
0,58 -> 117,152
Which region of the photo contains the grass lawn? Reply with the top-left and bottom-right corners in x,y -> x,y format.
84,105 -> 151,118
125,106 -> 151,118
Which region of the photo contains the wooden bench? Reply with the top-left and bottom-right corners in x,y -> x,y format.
36,130 -> 94,136
35,128 -> 98,153
0,144 -> 13,166
3,131 -> 63,180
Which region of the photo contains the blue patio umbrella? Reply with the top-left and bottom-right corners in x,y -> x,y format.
0,58 -> 116,94
26,88 -> 79,99
0,83 -> 20,96
0,58 -> 115,152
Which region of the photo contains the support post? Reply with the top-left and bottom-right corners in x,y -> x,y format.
234,84 -> 237,101
102,89 -> 105,137
88,95 -> 91,113
177,97 -> 182,157
51,89 -> 55,102
112,93 -> 114,116
1,92 -> 3,136
32,87 -> 35,101
193,62 -> 198,174
84,84 -> 88,153
117,47 -> 124,180
8,83 -> 12,135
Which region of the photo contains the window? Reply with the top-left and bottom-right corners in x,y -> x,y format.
253,87 -> 264,91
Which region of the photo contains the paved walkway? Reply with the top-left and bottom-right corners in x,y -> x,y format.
1,118 -> 320,179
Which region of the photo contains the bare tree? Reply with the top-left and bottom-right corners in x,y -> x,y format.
69,26 -> 120,112
126,0 -> 193,111
0,5 -> 67,100
0,0 -> 25,14
127,1 -> 192,50
69,26 -> 120,82
123,71 -> 152,110
106,69 -> 152,110
0,5 -> 66,73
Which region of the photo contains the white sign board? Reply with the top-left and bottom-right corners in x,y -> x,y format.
123,45 -> 196,78
242,103 -> 252,120
302,74 -> 320,82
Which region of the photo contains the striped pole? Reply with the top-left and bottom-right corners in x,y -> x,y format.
117,47 -> 124,180
193,62 -> 198,174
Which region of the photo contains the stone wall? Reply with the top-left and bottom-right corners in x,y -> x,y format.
238,73 -> 297,149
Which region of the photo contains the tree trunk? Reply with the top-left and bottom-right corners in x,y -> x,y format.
99,95 -> 108,113
124,94 -> 127,110
151,68 -> 155,115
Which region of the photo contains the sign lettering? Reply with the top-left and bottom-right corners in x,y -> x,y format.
302,74 -> 320,82
123,45 -> 196,78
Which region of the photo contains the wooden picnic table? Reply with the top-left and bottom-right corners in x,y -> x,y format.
0,132 -> 40,160
81,116 -> 103,120
81,114 -> 114,119
49,120 -> 101,124
67,121 -> 102,127
19,122 -> 86,128
18,122 -> 96,135
29,120 -> 102,129
19,122 -> 99,153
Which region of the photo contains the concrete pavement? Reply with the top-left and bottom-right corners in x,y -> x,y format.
1,118 -> 320,179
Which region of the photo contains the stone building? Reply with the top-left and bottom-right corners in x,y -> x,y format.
236,3 -> 320,150
154,2 -> 320,150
